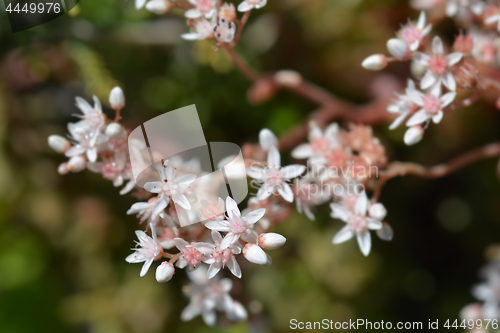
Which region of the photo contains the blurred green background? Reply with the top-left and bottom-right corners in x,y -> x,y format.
1,0 -> 500,332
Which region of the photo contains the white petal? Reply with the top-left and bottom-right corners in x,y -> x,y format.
412,51 -> 430,65
127,202 -> 151,215
377,222 -> 394,241
432,110 -> 444,124
406,109 -> 430,126
332,225 -> 354,244
237,1 -> 253,12
207,261 -> 223,279
443,72 -> 456,91
243,208 -> 266,224
256,185 -> 273,201
389,113 -> 408,130
211,230 -> 223,244
432,36 -> 444,55
152,197 -> 168,216
173,194 -> 191,210
225,196 -> 241,218
205,220 -> 230,232
330,203 -> 351,222
267,146 -> 281,168
202,311 -> 216,326
174,174 -> 197,185
220,232 -> 239,250
291,144 -> 313,159
135,0 -> 147,8
416,11 -> 426,29
406,88 -> 425,106
354,192 -> 368,215
440,91 -> 456,107
447,52 -> 463,66
125,252 -> 144,263
241,229 -> 258,243
259,129 -> 278,151
181,303 -> 201,321
357,231 -> 372,256
185,8 -> 202,18
140,259 -> 153,277
277,183 -> 294,202
227,258 -> 242,278
144,181 -> 163,193
174,238 -> 189,251
281,165 -> 306,179
420,71 -> 437,90
246,166 -> 265,180
367,218 -> 383,230
255,0 -> 267,8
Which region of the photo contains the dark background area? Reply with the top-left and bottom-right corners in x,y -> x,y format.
0,0 -> 499,332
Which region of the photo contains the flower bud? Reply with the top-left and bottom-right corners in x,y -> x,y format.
48,135 -> 71,154
156,262 -> 175,283
387,38 -> 409,60
109,86 -> 125,110
105,123 -> 123,138
404,126 -> 424,146
361,54 -> 387,71
219,3 -> 236,22
259,129 -> 278,151
258,233 -> 286,250
247,79 -> 277,105
67,155 -> 87,172
369,203 -> 387,220
243,243 -> 267,265
410,59 -> 427,78
146,0 -> 172,15
58,162 -> 69,175
376,222 -> 393,241
274,70 -> 303,88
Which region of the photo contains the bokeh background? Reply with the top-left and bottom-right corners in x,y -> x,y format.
1,0 -> 500,332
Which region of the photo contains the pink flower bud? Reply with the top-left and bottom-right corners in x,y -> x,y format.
109,86 -> 125,110
258,233 -> 286,250
387,38 -> 409,60
146,0 -> 172,15
58,162 -> 69,175
67,155 -> 87,172
156,262 -> 175,283
243,243 -> 267,265
105,123 -> 123,138
404,126 -> 424,146
369,203 -> 387,220
361,54 -> 387,71
48,135 -> 71,154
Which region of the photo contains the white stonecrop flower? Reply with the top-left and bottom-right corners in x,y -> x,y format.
174,238 -> 214,270
259,128 -> 278,151
204,231 -> 242,279
237,0 -> 267,12
330,192 -> 383,256
181,18 -> 214,40
405,86 -> 456,126
205,197 -> 265,249
414,36 -> 463,93
387,79 -> 418,130
127,197 -> 161,225
398,11 -> 432,51
472,262 -> 500,319
185,0 -> 216,19
125,229 -> 163,277
181,266 -> 247,326
247,146 -> 306,202
214,18 -> 236,43
291,123 -> 340,165
144,160 -> 197,218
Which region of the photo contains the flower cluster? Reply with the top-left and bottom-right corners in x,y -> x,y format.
134,0 -> 267,45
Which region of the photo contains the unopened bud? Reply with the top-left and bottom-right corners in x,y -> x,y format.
243,243 -> 267,265
105,123 -> 123,138
109,86 -> 125,110
369,203 -> 387,220
453,32 -> 473,53
48,135 -> 71,154
404,126 -> 424,146
410,59 -> 427,78
58,162 -> 69,175
361,54 -> 387,71
67,155 -> 87,172
259,129 -> 278,151
219,3 -> 236,22
146,0 -> 171,14
274,70 -> 303,88
258,233 -> 286,250
156,262 -> 175,283
247,79 -> 277,105
387,38 -> 409,60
